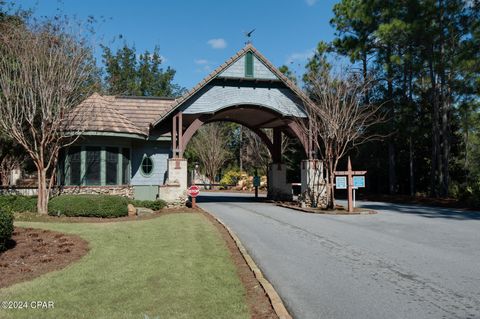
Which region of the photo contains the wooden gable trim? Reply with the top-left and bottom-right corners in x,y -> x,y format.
152,44 -> 313,127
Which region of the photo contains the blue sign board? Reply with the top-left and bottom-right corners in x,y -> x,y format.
335,176 -> 347,189
253,176 -> 261,187
353,176 -> 365,188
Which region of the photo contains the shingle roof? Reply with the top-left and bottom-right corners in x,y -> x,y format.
152,43 -> 313,126
108,96 -> 175,132
71,44 -> 310,136
69,93 -> 175,137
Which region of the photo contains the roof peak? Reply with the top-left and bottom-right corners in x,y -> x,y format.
152,43 -> 313,126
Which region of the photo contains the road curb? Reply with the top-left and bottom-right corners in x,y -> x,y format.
276,203 -> 376,215
201,208 -> 293,319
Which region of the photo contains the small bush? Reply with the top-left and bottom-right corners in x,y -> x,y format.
48,195 -> 128,218
129,199 -> 166,211
220,169 -> 243,187
0,195 -> 37,213
0,208 -> 14,251
451,180 -> 480,209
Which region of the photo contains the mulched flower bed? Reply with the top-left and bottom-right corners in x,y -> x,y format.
201,210 -> 278,319
0,227 -> 89,288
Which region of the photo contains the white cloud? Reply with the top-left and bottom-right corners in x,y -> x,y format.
194,59 -> 209,65
305,0 -> 318,6
286,49 -> 315,65
207,38 -> 227,49
194,59 -> 214,73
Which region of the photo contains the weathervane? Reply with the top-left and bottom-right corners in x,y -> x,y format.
244,28 -> 255,45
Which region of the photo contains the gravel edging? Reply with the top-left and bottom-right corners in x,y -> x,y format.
200,208 -> 293,319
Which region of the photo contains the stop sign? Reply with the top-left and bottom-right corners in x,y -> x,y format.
188,185 -> 200,198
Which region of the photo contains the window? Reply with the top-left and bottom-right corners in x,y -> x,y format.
63,146 -> 131,186
68,147 -> 81,185
141,155 -> 153,176
106,147 -> 118,185
85,147 -> 101,185
122,148 -> 130,184
245,51 -> 254,77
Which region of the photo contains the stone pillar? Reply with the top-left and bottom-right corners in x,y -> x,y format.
159,158 -> 188,205
268,163 -> 292,201
300,159 -> 327,208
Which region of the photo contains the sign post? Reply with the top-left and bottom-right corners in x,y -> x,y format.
187,185 -> 200,209
334,157 -> 367,213
253,169 -> 260,199
352,176 -> 365,208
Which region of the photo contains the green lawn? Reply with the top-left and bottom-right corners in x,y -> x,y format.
0,213 -> 249,319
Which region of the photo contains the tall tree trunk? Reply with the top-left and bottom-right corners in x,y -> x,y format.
438,0 -> 449,197
440,101 -> 450,197
388,142 -> 396,194
328,159 -> 335,209
409,138 -> 415,196
362,49 -> 369,104
37,167 -> 49,215
387,44 -> 396,194
464,128 -> 469,185
429,53 -> 440,197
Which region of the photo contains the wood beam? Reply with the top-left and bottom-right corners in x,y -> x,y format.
287,121 -> 309,158
254,116 -> 282,128
172,114 -> 177,158
272,127 -> 282,163
178,112 -> 183,158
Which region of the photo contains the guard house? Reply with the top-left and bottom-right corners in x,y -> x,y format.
61,44 -> 319,203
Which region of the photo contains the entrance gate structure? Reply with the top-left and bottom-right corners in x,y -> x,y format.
152,44 -> 325,204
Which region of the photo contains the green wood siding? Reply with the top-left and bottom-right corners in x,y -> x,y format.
245,52 -> 253,77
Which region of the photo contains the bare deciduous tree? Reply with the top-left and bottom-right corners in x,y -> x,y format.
189,123 -> 231,186
241,129 -> 270,174
299,68 -> 386,209
0,20 -> 96,214
241,128 -> 294,175
0,154 -> 23,186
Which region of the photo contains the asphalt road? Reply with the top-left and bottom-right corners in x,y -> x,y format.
197,192 -> 480,319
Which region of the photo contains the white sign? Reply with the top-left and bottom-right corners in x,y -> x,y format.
335,176 -> 347,189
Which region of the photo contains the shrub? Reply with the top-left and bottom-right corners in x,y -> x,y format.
0,208 -> 14,251
451,180 -> 480,209
129,199 -> 166,211
48,195 -> 128,218
0,195 -> 37,213
220,169 -> 243,187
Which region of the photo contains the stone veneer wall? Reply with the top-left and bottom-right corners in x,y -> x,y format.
60,185 -> 134,198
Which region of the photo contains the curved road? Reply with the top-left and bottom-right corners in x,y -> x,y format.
198,192 -> 480,319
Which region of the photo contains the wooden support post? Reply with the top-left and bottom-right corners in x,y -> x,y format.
273,127 -> 282,164
334,157 -> 367,213
178,112 -> 183,158
172,114 -> 177,158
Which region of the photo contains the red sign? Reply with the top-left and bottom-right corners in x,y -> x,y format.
188,185 -> 200,198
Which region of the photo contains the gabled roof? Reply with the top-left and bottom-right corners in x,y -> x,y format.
152,43 -> 312,126
69,93 -> 176,137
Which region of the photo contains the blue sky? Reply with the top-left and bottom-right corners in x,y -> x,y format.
12,0 -> 338,90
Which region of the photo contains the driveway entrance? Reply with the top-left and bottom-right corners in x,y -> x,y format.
198,192 -> 480,319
